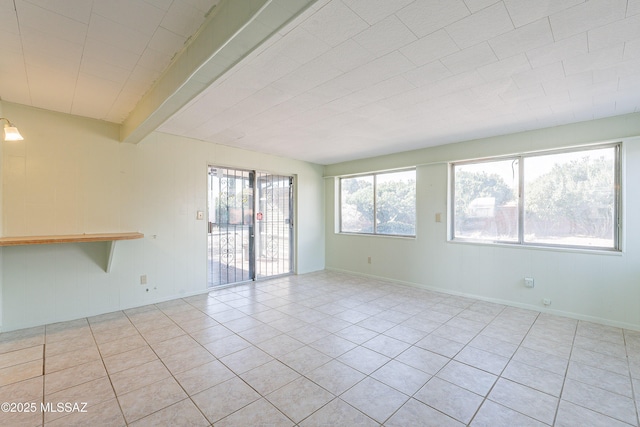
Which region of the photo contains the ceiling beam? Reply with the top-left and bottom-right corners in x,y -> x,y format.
121,0 -> 318,144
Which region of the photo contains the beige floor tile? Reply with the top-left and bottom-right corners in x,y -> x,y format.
561,378 -> 637,425
161,346 -> 216,375
0,360 -> 43,387
279,345 -> 332,375
0,375 -> 43,403
341,377 -> 408,424
102,346 -> 157,375
286,325 -> 331,344
362,334 -> 410,358
306,359 -> 365,395
204,334 -> 251,358
191,376 -> 260,423
382,324 -> 429,344
395,346 -> 449,375
415,377 -> 483,424
128,398 -> 209,427
371,359 -> 431,395
240,360 -> 300,395
174,360 -> 235,396
570,346 -> 629,375
386,398 -> 465,427
468,334 -> 518,358
415,333 -> 465,358
92,324 -> 140,346
44,360 -> 106,395
308,334 -> 357,358
257,334 -> 306,358
567,361 -> 633,397
45,397 -> 125,427
512,346 -> 569,376
0,345 -> 43,370
109,359 -> 171,395
216,397 -> 293,427
334,325 -> 378,344
45,322 -> 91,344
44,376 -> 115,423
555,400 -> 633,427
0,406 -> 43,427
189,324 -> 234,346
299,398 -> 378,427
0,334 -> 45,356
454,346 -> 509,375
96,333 -> 147,358
175,315 -> 219,334
437,360 -> 497,396
44,335 -> 95,358
488,378 -> 558,425
501,360 -> 564,397
3,272 -> 640,427
337,346 -> 390,375
117,377 -> 187,424
219,345 -> 273,374
266,377 -> 334,423
138,323 -> 185,345
470,400 -> 547,427
45,345 -> 101,374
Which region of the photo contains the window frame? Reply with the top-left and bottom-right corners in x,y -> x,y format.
450,143 -> 622,252
339,168 -> 417,237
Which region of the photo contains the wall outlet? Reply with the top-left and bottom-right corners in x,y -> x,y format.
543,298 -> 551,306
196,211 -> 204,220
367,256 -> 371,264
435,213 -> 442,223
140,274 -> 147,285
524,277 -> 535,288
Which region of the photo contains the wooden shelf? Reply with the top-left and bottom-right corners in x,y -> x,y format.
0,232 -> 144,272
0,232 -> 144,247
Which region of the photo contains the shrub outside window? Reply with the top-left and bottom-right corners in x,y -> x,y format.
340,169 -> 416,236
451,144 -> 620,251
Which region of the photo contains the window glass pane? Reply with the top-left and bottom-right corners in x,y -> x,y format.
341,176 -> 374,233
376,170 -> 416,235
454,159 -> 519,242
524,147 -> 616,248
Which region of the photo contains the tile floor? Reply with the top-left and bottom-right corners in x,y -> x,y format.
0,271 -> 639,426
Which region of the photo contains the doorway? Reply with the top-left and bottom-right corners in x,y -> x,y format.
207,166 -> 294,287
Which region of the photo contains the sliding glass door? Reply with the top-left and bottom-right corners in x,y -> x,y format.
208,166 -> 293,287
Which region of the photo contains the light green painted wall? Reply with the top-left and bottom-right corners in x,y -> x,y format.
0,102 -> 324,331
325,113 -> 640,330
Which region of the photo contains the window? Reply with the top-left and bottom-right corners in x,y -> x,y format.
451,144 -> 620,251
340,169 -> 416,236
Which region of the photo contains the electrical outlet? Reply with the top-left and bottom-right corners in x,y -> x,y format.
196,211 -> 204,220
435,213 -> 442,223
140,274 -> 147,285
524,277 -> 535,288
543,298 -> 551,306
367,256 -> 371,264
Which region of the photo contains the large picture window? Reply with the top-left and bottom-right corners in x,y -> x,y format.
451,144 -> 620,251
340,169 -> 416,236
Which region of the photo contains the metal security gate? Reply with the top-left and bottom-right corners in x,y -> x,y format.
255,173 -> 294,279
208,166 -> 293,287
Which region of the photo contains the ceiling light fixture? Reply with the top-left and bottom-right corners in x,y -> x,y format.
0,117 -> 24,141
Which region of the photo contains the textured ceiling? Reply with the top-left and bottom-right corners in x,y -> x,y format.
159,0 -> 640,164
0,0 -> 219,123
2,0 -> 640,165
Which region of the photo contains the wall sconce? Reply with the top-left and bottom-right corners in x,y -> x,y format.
1,117 -> 24,141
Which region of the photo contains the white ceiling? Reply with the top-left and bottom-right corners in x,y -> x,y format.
2,0 -> 640,165
0,0 -> 219,123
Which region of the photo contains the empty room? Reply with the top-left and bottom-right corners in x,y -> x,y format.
1,0 -> 639,426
